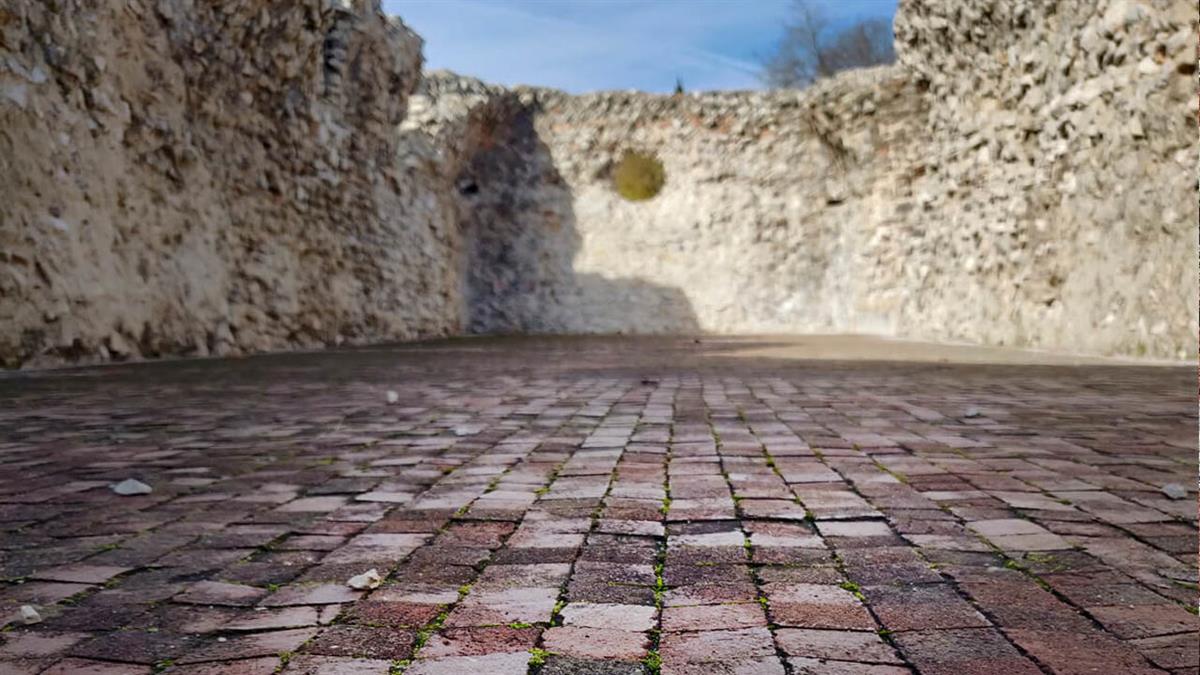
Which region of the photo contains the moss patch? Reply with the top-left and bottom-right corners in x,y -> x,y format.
612,151 -> 665,201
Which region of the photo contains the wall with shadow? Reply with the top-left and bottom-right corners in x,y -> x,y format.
453,106 -> 700,335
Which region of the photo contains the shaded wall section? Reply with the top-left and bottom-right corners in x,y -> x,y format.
454,99 -> 699,335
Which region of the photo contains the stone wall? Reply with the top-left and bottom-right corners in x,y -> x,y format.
891,0 -> 1198,358
443,0 -> 1197,359
444,69 -> 929,338
2,0 -> 1195,367
0,0 -> 461,368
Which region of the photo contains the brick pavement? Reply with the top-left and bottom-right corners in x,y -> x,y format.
0,337 -> 1196,674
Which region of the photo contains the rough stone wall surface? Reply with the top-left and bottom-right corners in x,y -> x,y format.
444,69 -> 928,338
0,0 -> 461,367
892,0 -> 1198,358
2,0 -> 1195,367
448,0 -> 1197,359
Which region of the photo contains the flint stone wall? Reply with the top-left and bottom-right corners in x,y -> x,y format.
0,0 -> 460,367
448,0 -> 1197,359
891,0 -> 1198,358
1,0 -> 1194,367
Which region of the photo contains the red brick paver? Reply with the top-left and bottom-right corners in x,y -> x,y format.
0,336 -> 1195,674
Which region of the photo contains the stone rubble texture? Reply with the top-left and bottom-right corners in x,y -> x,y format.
892,0 -> 1198,359
0,0 -> 456,368
0,336 -> 1195,673
1,0 -> 1197,368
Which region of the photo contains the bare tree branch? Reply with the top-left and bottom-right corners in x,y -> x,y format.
762,1 -> 895,89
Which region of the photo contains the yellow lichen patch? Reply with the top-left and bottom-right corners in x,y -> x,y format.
612,151 -> 665,201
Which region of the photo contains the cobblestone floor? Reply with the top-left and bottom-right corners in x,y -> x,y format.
0,337 -> 1196,675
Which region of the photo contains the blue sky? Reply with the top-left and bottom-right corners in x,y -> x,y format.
382,0 -> 899,93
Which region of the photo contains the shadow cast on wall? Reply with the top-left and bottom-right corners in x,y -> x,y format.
453,106 -> 700,336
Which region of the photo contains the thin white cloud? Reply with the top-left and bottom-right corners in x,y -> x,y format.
384,0 -> 895,93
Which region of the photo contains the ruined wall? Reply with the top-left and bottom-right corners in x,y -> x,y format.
446,0 -> 1197,359
0,0 -> 463,368
445,69 -> 927,338
2,0 -> 1195,367
891,0 -> 1198,358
